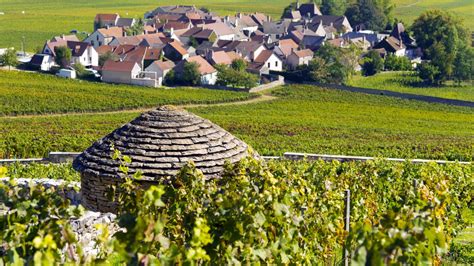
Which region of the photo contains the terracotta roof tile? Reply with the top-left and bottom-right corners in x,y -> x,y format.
102,60 -> 137,72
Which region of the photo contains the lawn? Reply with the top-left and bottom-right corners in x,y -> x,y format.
0,0 -> 472,51
2,84 -> 473,160
0,70 -> 253,116
348,72 -> 474,102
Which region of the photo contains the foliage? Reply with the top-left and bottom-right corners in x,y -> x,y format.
181,61 -> 201,86
1,157 -> 472,264
280,1 -> 298,19
384,54 -> 412,71
293,44 -> 357,84
321,0 -> 347,16
411,10 -> 469,84
231,58 -> 247,72
0,70 -> 252,116
345,0 -> 394,31
54,46 -> 71,68
99,51 -> 119,67
124,18 -> 144,36
72,63 -> 88,78
5,162 -> 80,181
0,178 -> 84,265
453,46 -> 474,85
188,36 -> 198,48
215,64 -> 259,89
348,71 -> 474,101
361,50 -> 384,76
417,61 -> 441,85
0,48 -> 18,70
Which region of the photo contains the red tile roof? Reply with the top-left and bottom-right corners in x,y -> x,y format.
186,55 -> 216,74
254,49 -> 275,63
102,60 -> 137,72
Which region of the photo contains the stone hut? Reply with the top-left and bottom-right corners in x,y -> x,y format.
73,106 -> 256,212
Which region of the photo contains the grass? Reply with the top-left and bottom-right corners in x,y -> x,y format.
0,70 -> 253,116
0,0 -> 472,52
348,72 -> 474,102
2,84 -> 473,160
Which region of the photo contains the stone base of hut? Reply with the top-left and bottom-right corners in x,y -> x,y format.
81,173 -> 119,213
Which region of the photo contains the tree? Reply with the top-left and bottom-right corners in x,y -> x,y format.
182,62 -> 201,86
361,50 -> 384,76
188,36 -> 199,48
231,59 -> 247,72
321,0 -> 347,16
345,0 -> 394,31
417,62 -> 441,85
0,48 -> 18,70
411,10 -> 469,83
314,44 -> 355,83
215,64 -> 259,89
452,46 -> 474,85
99,51 -> 119,67
72,63 -> 87,77
54,46 -> 71,68
281,1 -> 297,19
384,54 -> 412,71
125,18 -> 145,36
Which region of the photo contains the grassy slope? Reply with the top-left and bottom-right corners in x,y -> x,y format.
0,70 -> 252,115
2,85 -> 473,160
348,72 -> 474,102
0,0 -> 472,51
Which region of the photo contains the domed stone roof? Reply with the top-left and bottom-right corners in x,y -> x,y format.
73,106 -> 256,181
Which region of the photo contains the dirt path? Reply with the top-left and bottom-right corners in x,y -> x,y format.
399,0 -> 422,8
1,94 -> 277,119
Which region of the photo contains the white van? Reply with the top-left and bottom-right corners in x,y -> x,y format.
56,68 -> 76,79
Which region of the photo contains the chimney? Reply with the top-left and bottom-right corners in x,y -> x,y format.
235,18 -> 239,27
296,0 -> 300,10
267,15 -> 271,22
237,13 -> 242,19
170,27 -> 174,36
61,34 -> 65,40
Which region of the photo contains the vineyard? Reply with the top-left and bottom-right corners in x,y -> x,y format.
349,72 -> 474,102
1,157 -> 472,264
1,85 -> 473,160
0,71 -> 252,116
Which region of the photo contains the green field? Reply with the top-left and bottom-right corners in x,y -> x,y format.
0,70 -> 252,115
2,84 -> 473,160
349,72 -> 474,102
0,0 -> 472,51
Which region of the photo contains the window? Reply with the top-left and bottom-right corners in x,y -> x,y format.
267,62 -> 270,68
275,61 -> 278,67
97,35 -> 99,41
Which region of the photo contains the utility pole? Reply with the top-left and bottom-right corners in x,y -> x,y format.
343,189 -> 351,266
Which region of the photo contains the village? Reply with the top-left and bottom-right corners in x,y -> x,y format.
24,2 -> 421,88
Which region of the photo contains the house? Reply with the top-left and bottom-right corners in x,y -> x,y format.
297,2 -> 322,18
163,41 -> 189,62
373,36 -> 406,57
145,60 -> 175,83
29,54 -> 54,71
283,11 -> 302,22
94,14 -> 120,30
205,50 -> 233,65
254,50 -> 283,72
234,41 -> 266,61
199,22 -> 235,40
84,27 -> 124,48
101,60 -> 162,87
310,15 -> 353,33
261,21 -> 290,40
42,40 -> 98,67
175,55 -> 218,85
116,18 -> 136,28
67,41 -> 99,67
286,49 -> 314,69
50,35 -> 80,42
145,5 -> 206,19
301,35 -> 325,50
274,39 -> 299,59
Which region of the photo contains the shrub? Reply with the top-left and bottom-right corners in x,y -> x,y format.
362,51 -> 384,76
384,54 -> 412,71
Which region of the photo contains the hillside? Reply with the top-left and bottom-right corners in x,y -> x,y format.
0,0 -> 472,51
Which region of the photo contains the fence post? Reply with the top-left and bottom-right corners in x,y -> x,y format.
343,189 -> 351,266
